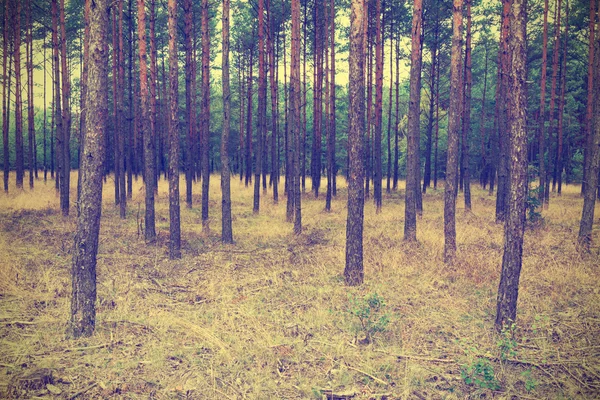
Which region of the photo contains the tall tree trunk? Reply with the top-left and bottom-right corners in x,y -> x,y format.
2,0 -> 10,192
556,0 -> 569,195
60,0 -> 71,215
495,0 -> 510,220
374,0 -> 383,212
546,0 -> 562,201
386,19 -> 393,194
112,9 -> 120,205
423,7 -> 439,193
405,0 -> 423,242
291,0 -> 302,234
583,0 -> 596,195
578,3 -> 599,250
221,0 -> 233,243
52,0 -> 62,193
167,0 -> 181,258
137,0 -> 156,240
365,17 -> 371,201
312,3 -> 323,198
537,0 -> 549,203
433,59 -> 440,190
149,0 -> 158,191
326,0 -> 336,211
393,34 -> 400,191
26,0 -> 35,189
344,0 -> 365,286
479,43 -> 488,188
444,0 -> 463,263
255,0 -> 266,213
495,0 -> 528,330
268,0 -> 279,204
238,49 -> 245,182
69,0 -> 109,339
184,0 -> 195,208
126,0 -> 134,198
14,0 -> 24,189
462,0 -> 472,210
117,0 -> 126,218
44,37 -> 48,183
201,0 -> 210,230
245,49 -> 253,188
301,1 -> 307,193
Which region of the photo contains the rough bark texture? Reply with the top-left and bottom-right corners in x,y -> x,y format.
374,0 -> 383,212
201,0 -> 210,230
444,0 -> 463,264
255,0 -> 266,214
583,0 -> 596,195
221,0 -> 233,244
404,0 -> 423,242
344,0 -> 365,286
137,0 -> 156,241
495,0 -> 528,330
69,0 -> 109,338
183,0 -> 195,208
59,0 -> 71,215
578,5 -> 600,251
537,0 -> 549,203
167,0 -> 181,259
462,0 -> 472,210
291,0 -> 302,235
14,0 -> 23,189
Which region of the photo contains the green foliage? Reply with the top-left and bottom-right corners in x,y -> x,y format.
521,368 -> 537,392
345,292 -> 390,344
460,358 -> 501,391
497,323 -> 518,361
526,166 -> 543,224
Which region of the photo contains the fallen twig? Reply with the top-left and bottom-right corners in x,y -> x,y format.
345,365 -> 389,386
374,349 -> 455,364
69,382 -> 98,400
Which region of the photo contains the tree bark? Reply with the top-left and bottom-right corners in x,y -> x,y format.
583,0 -> 596,195
59,0 -> 71,215
26,0 -> 35,189
393,35 -> 400,191
2,0 -> 10,192
405,0 -> 423,242
14,0 -> 24,189
495,0 -> 528,330
137,0 -> 156,240
255,0 -> 266,213
495,0 -> 510,221
444,0 -> 463,263
326,0 -> 336,212
345,0 -> 365,285
423,7 -> 439,194
69,0 -> 109,338
291,0 -> 302,234
462,0 -> 472,210
537,0 -> 549,204
374,0 -> 383,212
167,0 -> 181,258
201,0 -> 210,230
184,0 -> 196,208
555,0 -> 569,195
221,0 -> 233,243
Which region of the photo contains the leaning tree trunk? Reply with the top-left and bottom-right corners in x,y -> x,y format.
69,0 -> 109,338
444,0 -> 463,264
495,0 -> 528,331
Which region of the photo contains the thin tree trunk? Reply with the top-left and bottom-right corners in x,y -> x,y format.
393,34 -> 400,191
221,0 -> 233,243
44,36 -> 48,183
2,0 -> 10,192
538,0 -> 549,203
582,0 -> 596,195
112,9 -> 120,204
149,0 -> 158,191
117,0 -> 126,218
291,0 -> 302,234
374,0 -> 383,212
326,0 -> 336,211
184,0 -> 195,208
26,0 -> 35,189
405,0 -> 423,241
495,0 -> 528,330
137,0 -> 156,241
14,0 -> 24,189
312,2 -> 323,198
254,0 -> 266,213
59,0 -> 72,214
201,0 -> 210,230
479,43 -> 488,188
495,0 -> 510,220
301,1 -> 307,193
126,0 -> 133,198
344,0 -> 365,286
386,20 -> 393,194
556,0 -> 569,195
423,8 -> 439,193
462,0 -> 472,210
167,0 -> 181,258
546,0 -> 562,200
267,0 -> 279,204
69,0 -> 109,339
245,48 -> 253,188
444,0 -> 463,263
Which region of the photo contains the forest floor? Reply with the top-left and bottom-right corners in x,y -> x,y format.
0,172 -> 599,399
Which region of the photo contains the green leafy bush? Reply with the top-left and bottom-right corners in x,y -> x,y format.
346,292 -> 389,344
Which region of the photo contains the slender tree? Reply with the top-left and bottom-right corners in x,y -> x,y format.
166,0 -> 181,259
255,0 -> 266,213
495,0 -> 510,220
221,0 -> 233,243
444,0 -> 463,263
555,0 -> 569,195
374,0 -> 383,212
14,0 -> 24,189
404,0 -> 423,241
117,0 -> 126,218
393,34 -> 400,191
326,0 -> 336,212
201,0 -> 210,230
184,0 -> 195,208
461,0 -> 472,210
2,0 -> 10,192
69,0 -> 110,338
291,0 -> 302,235
582,0 -> 596,195
344,0 -> 365,286
537,0 -> 549,204
26,0 -> 35,188
137,0 -> 156,240
495,0 -> 528,330
59,0 -> 71,214
578,4 -> 599,251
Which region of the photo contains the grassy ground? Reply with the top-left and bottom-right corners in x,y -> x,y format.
0,172 -> 599,399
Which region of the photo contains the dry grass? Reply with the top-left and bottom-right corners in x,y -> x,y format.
0,171 -> 599,399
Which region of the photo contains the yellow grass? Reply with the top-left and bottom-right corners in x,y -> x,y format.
0,171 -> 599,399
